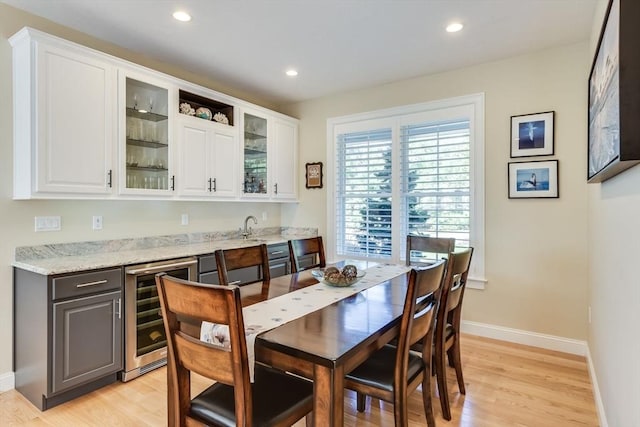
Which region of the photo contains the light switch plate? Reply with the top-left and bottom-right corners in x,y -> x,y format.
181,214 -> 189,225
35,216 -> 61,232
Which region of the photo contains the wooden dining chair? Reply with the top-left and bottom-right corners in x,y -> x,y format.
434,247 -> 473,421
215,243 -> 270,286
288,236 -> 326,273
344,259 -> 447,427
155,273 -> 314,427
406,235 -> 455,266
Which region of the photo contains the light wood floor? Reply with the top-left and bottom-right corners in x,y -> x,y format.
1,334 -> 598,426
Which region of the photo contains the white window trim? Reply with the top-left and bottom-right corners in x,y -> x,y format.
326,93 -> 486,289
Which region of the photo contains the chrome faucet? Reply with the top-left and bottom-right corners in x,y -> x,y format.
242,215 -> 258,239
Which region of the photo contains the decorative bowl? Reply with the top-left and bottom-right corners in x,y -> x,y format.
311,268 -> 366,287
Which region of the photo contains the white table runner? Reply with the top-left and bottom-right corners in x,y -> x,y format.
200,263 -> 411,380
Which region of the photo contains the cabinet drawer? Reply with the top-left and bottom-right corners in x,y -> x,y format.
199,254 -> 217,274
52,268 -> 122,300
267,243 -> 289,260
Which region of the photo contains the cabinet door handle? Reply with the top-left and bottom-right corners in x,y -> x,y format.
208,178 -> 212,192
274,183 -> 278,195
171,175 -> 175,191
76,279 -> 108,288
270,250 -> 285,255
116,298 -> 122,319
107,170 -> 113,188
228,280 -> 241,285
212,178 -> 217,192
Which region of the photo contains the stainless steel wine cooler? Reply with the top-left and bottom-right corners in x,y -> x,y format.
121,257 -> 197,381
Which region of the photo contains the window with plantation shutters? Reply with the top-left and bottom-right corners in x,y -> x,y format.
400,120 -> 471,252
336,128 -> 393,258
328,94 -> 485,287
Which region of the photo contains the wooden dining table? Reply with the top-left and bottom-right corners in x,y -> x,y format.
243,262 -> 411,427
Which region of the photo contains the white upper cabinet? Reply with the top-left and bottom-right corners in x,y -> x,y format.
272,118 -> 298,201
11,28 -> 116,199
10,27 -> 298,202
177,117 -> 238,199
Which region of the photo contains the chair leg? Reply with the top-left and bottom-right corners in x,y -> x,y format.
421,368 -> 436,427
356,392 -> 367,412
450,336 -> 466,394
393,391 -> 409,427
435,342 -> 452,420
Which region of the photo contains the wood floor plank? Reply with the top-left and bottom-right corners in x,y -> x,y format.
1,334 -> 599,426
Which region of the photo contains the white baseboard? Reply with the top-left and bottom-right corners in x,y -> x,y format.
585,346 -> 609,427
461,320 -> 588,356
0,371 -> 15,392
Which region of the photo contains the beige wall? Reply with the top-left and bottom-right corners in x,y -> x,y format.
282,43 -> 590,340
587,1 -> 640,425
0,5 -> 285,377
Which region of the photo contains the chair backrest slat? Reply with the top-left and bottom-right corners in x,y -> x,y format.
215,244 -> 270,286
406,235 -> 455,266
288,236 -> 326,273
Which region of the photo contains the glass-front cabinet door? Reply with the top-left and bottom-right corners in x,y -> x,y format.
241,109 -> 269,197
120,72 -> 173,194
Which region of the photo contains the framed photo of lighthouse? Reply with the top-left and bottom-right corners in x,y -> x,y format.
508,160 -> 559,199
510,111 -> 555,158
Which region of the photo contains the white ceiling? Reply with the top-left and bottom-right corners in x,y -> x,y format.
3,0 -> 599,105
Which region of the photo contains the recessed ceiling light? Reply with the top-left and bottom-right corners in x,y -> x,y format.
286,69 -> 298,77
446,22 -> 463,33
173,11 -> 192,22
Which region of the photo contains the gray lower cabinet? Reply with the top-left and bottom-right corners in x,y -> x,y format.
266,243 -> 290,278
14,267 -> 123,410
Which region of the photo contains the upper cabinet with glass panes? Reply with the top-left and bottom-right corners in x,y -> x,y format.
120,72 -> 173,194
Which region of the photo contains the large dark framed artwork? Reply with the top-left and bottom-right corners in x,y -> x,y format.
510,111 -> 554,158
588,0 -> 640,183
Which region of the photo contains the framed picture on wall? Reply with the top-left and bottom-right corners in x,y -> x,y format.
510,111 -> 555,158
305,162 -> 323,189
508,160 -> 559,199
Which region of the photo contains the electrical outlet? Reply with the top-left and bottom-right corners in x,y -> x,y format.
92,215 -> 103,230
34,216 -> 61,232
181,214 -> 189,225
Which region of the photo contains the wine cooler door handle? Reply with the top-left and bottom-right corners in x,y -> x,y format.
126,259 -> 197,275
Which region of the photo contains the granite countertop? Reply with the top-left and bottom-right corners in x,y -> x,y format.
13,227 -> 317,275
